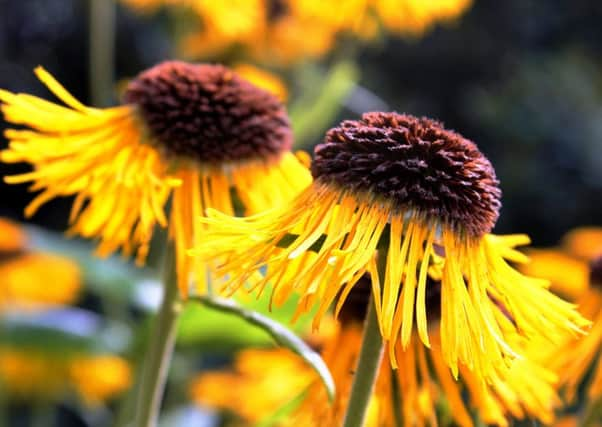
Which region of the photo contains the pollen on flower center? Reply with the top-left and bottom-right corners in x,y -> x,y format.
124,61 -> 292,164
312,112 -> 502,237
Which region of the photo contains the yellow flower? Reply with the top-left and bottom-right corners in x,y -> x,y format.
190,276 -> 560,426
179,0 -> 471,64
374,0 -> 473,35
562,227 -> 602,260
191,0 -> 265,41
233,64 -> 288,102
549,284 -> 602,402
69,355 -> 132,406
0,218 -> 81,310
520,228 -> 602,404
520,249 -> 589,300
0,252 -> 81,310
0,217 -> 27,253
189,347 -> 315,423
0,348 -> 131,405
0,62 -> 311,296
194,112 -> 587,383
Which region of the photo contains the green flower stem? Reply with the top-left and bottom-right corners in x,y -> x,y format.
134,245 -> 181,427
88,0 -> 116,107
342,252 -> 386,427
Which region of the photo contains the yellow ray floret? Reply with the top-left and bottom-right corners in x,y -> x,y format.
194,182 -> 589,381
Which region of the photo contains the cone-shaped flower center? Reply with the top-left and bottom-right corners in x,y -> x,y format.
312,112 -> 501,237
124,61 -> 292,164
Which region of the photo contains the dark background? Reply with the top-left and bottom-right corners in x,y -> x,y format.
1,0 -> 601,245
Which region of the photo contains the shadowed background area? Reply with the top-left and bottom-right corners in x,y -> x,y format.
1,0 -> 600,246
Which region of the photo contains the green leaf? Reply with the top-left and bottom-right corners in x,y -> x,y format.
177,287 -> 315,349
254,390 -> 307,427
190,295 -> 335,402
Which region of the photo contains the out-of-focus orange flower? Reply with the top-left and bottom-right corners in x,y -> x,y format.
562,227 -> 602,260
0,218 -> 27,253
136,0 -> 473,65
189,347 -> 315,423
0,218 -> 81,310
0,253 -> 81,310
0,347 -> 132,405
69,355 -> 133,406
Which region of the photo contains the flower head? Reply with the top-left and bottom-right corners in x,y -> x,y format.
312,112 -> 501,237
0,218 -> 81,310
0,62 -> 310,295
523,228 -> 602,403
68,355 -> 132,406
195,112 -> 587,381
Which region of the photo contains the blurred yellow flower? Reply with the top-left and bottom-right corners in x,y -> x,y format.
165,0 -> 473,64
375,0 -> 473,35
0,253 -> 81,310
0,62 -> 310,297
189,347 -> 315,423
69,355 -> 133,406
0,347 -> 132,405
0,218 -> 81,310
233,64 -> 288,102
521,249 -> 589,300
562,227 -> 602,260
0,218 -> 27,253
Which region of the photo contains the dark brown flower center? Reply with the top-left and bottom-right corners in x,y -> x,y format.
124,61 -> 292,164
312,112 -> 502,237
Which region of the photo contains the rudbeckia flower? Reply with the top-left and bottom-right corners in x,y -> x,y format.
190,276 -> 560,426
0,61 -> 311,296
195,112 -> 587,381
522,228 -> 602,404
0,218 -> 81,309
